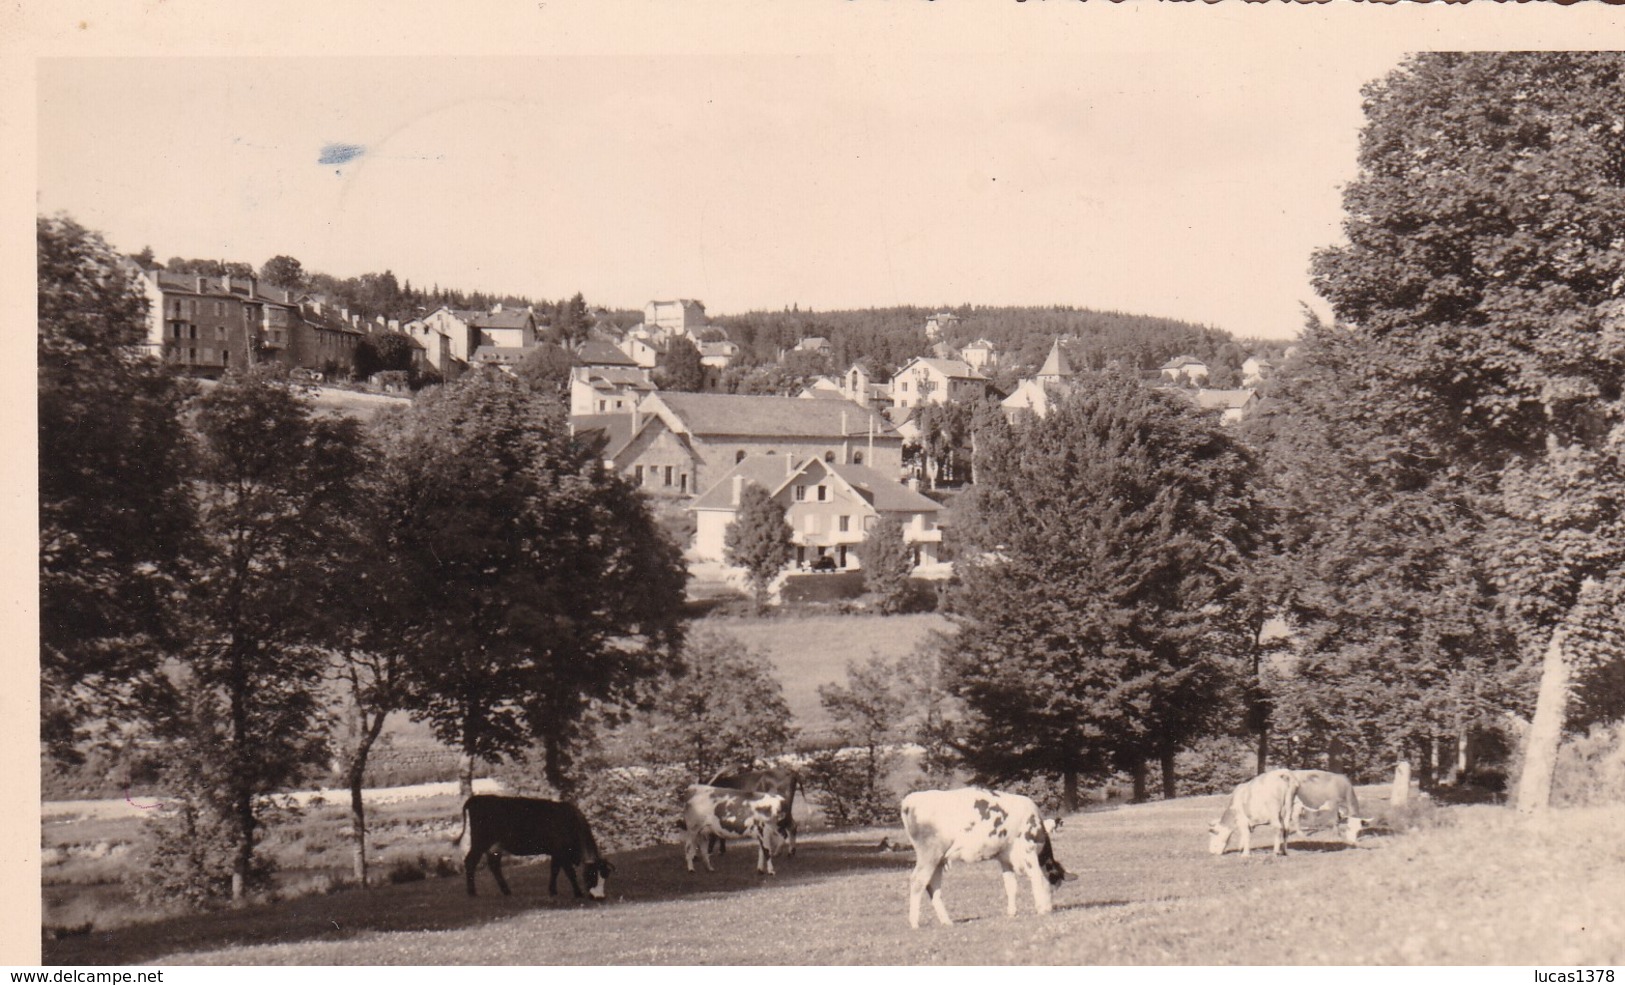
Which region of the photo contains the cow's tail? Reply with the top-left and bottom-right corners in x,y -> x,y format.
451,802 -> 471,854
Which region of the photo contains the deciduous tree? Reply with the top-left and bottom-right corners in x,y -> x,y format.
1309,52 -> 1625,810
950,372 -> 1262,809
725,483 -> 793,610
38,215 -> 194,759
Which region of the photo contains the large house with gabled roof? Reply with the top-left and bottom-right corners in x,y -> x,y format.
689,453 -> 943,570
890,356 -> 991,411
632,391 -> 903,495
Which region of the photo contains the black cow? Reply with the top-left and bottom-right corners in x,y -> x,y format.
707,764 -> 801,856
453,795 -> 614,898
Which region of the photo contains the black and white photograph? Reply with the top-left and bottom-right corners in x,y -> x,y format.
11,0 -> 1625,970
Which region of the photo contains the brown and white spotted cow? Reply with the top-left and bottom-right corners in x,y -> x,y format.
1208,768 -> 1302,857
707,764 -> 801,856
682,784 -> 790,875
1290,769 -> 1372,847
899,787 -> 1070,929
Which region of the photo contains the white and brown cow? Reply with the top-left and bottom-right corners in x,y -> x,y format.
707,764 -> 801,856
682,784 -> 790,875
454,795 -> 614,898
1290,769 -> 1372,847
899,787 -> 1070,929
1208,769 -> 1301,857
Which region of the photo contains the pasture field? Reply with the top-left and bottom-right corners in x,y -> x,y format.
698,612 -> 951,738
43,789 -> 1625,966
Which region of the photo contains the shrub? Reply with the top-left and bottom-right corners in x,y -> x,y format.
132,798 -> 275,911
801,748 -> 897,827
1551,723 -> 1625,807
1173,736 -> 1257,796
573,763 -> 692,853
384,856 -> 429,884
1378,796 -> 1452,834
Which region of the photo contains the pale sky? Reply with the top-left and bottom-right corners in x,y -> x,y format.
37,50 -> 1412,341
24,4 -> 1622,343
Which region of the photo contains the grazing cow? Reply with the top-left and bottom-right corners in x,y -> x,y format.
682,784 -> 789,875
1290,769 -> 1372,846
454,795 -> 614,898
899,788 -> 1070,929
1208,769 -> 1301,857
706,764 -> 801,856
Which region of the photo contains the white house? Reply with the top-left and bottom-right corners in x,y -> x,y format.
890,357 -> 990,411
690,454 -> 943,570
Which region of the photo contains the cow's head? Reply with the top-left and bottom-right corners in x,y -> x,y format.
583,859 -> 614,900
1037,833 -> 1072,886
1341,816 -> 1372,847
1206,818 -> 1233,856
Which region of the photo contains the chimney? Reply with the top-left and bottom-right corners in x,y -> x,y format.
731,475 -> 744,506
196,276 -> 205,293
785,455 -> 793,476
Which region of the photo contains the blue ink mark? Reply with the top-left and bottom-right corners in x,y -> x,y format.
318,143 -> 366,166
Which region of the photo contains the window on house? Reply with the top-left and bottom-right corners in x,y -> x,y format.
824,451 -> 835,463
599,400 -> 607,412
222,349 -> 229,366
839,515 -> 850,532
736,450 -> 746,464
664,466 -> 673,486
216,301 -> 224,316
853,452 -> 864,465
817,485 -> 828,502
680,474 -> 688,493
189,325 -> 198,339
795,485 -> 807,502
634,465 -> 643,484
899,382 -> 908,392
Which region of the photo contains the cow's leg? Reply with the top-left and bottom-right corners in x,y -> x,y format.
925,859 -> 951,926
1021,852 -> 1054,915
755,832 -> 776,875
998,857 -> 1021,917
684,832 -> 698,873
908,853 -> 948,929
1273,820 -> 1289,857
464,849 -> 481,897
486,851 -> 512,896
1238,821 -> 1253,857
555,858 -> 584,897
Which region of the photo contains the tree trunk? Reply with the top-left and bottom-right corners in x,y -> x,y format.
1131,761 -> 1148,803
1160,744 -> 1178,800
347,712 -> 386,887
1255,730 -> 1269,776
1416,738 -> 1435,793
1391,761 -> 1411,807
233,788 -> 253,904
459,753 -> 475,801
1515,629 -> 1570,813
1062,769 -> 1079,815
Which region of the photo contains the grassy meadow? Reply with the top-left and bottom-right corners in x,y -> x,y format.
695,612 -> 951,739
43,787 -> 1625,966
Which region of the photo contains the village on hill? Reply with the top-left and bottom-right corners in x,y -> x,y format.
126,260 -> 1291,583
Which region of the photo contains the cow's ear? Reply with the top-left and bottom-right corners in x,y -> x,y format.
1042,818 -> 1060,834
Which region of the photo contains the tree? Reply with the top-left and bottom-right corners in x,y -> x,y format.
1309,53 -> 1625,811
559,292 -> 591,346
861,518 -> 914,614
155,371 -> 365,902
381,371 -> 685,794
724,483 -> 793,610
950,372 -> 1262,810
259,255 -> 305,290
810,655 -> 908,825
38,215 -> 195,759
636,629 -> 794,778
515,342 -> 576,396
1239,317 -> 1523,786
657,336 -> 707,392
